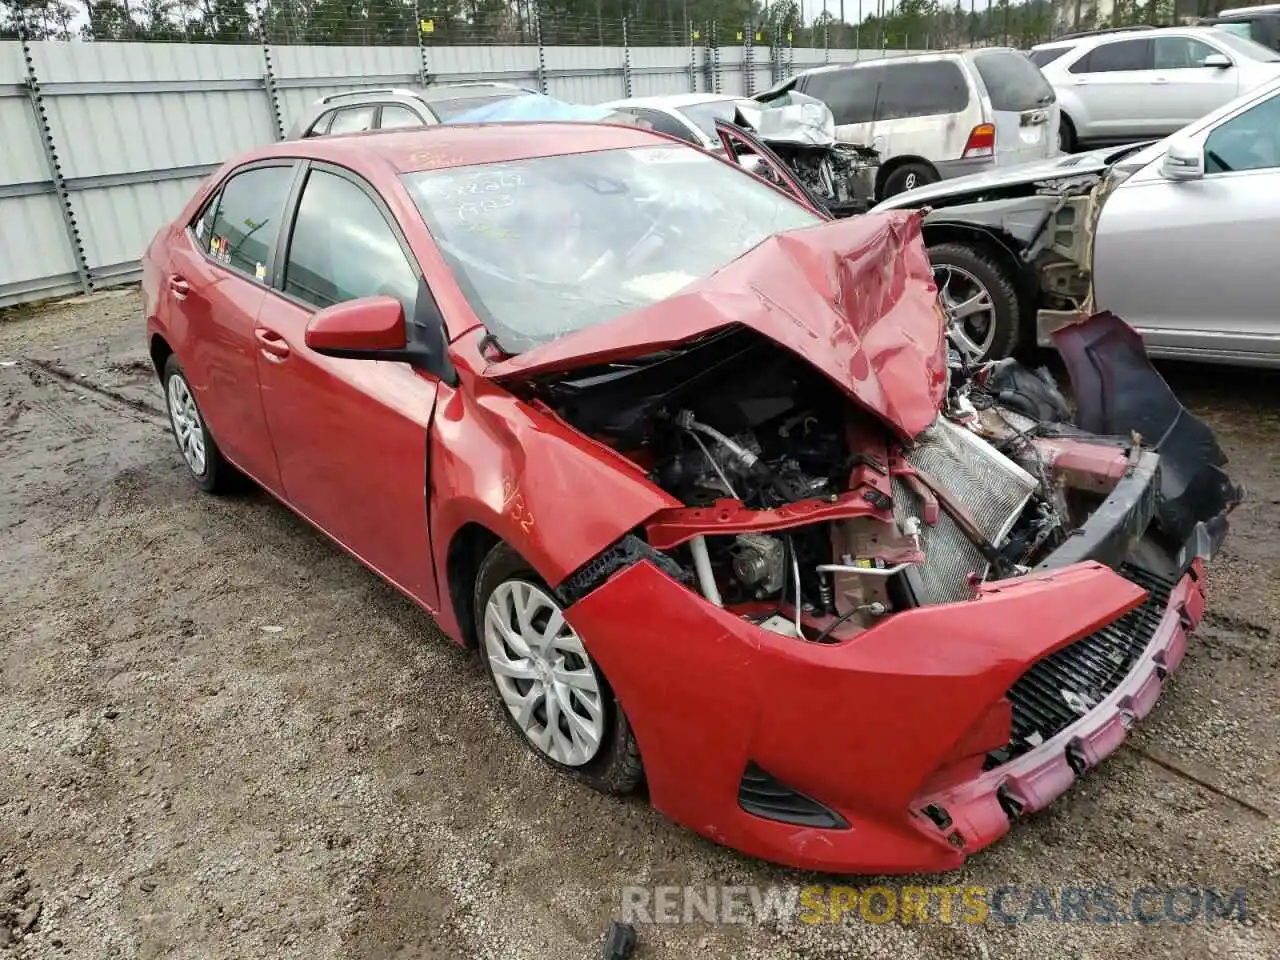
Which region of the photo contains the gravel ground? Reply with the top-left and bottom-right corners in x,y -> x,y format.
1,289 -> 1277,960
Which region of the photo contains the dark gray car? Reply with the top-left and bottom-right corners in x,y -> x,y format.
285,82 -> 538,139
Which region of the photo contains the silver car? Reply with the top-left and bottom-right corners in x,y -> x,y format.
286,82 -> 537,139
872,75 -> 1280,368
1031,26 -> 1280,152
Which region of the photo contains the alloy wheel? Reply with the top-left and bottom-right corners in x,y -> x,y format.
482,579 -> 605,767
933,263 -> 998,362
166,373 -> 207,476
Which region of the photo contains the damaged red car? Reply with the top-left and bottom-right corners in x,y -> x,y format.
142,123 -> 1241,874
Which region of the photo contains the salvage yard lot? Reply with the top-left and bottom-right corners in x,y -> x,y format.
1,290 -> 1278,960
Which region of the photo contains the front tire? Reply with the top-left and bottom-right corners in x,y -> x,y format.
473,542 -> 643,795
929,242 -> 1021,362
162,355 -> 236,493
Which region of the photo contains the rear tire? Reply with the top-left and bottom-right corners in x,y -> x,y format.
880,162 -> 938,199
473,542 -> 643,795
161,355 -> 237,494
928,242 -> 1021,363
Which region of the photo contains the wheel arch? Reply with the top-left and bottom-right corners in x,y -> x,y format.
444,521 -> 503,649
922,221 -> 1040,332
149,333 -> 173,380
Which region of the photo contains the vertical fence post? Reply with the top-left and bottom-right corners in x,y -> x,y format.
19,26 -> 92,296
824,20 -> 830,63
688,20 -> 698,93
414,0 -> 431,85
621,18 -> 633,98
711,20 -> 721,94
258,0 -> 285,140
742,22 -> 753,96
534,8 -> 548,94
785,28 -> 793,79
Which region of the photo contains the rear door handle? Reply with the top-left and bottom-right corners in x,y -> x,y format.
254,328 -> 290,361
1152,76 -> 1170,84
169,277 -> 190,301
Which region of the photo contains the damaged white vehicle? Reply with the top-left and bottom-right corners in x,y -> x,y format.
873,73 -> 1280,368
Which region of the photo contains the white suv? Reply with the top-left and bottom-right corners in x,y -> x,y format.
1031,26 -> 1280,151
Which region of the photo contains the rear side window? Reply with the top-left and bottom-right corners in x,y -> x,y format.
973,51 -> 1055,111
204,165 -> 295,280
630,107 -> 702,145
380,104 -> 426,129
1029,47 -> 1071,67
428,94 -> 518,121
1069,38 -> 1153,73
283,169 -> 418,314
803,61 -> 968,123
328,105 -> 376,135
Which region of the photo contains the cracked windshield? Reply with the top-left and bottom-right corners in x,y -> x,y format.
404,145 -> 822,353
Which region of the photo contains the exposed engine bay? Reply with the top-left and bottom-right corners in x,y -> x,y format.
521,321 -> 1219,646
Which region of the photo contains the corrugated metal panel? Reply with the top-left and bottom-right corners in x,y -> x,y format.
0,194 -> 79,305
30,43 -> 274,180
544,47 -> 626,103
76,176 -> 211,274
428,45 -> 541,83
0,96 -> 46,188
626,46 -> 694,98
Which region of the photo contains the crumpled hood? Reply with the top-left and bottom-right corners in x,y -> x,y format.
486,210 -> 948,438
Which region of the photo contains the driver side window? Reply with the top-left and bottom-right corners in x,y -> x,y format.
283,169 -> 419,315
1203,93 -> 1280,174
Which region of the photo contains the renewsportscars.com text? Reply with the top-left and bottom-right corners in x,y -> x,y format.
620,884 -> 1250,926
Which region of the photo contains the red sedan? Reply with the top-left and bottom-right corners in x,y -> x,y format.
142,123 -> 1239,873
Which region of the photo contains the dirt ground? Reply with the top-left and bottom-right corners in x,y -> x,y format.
1,289 -> 1277,960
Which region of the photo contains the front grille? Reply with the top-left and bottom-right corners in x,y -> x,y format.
738,763 -> 849,829
985,564 -> 1177,769
894,417 -> 1038,604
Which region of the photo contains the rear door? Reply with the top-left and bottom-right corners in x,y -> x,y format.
165,162 -> 298,492
970,50 -> 1057,164
254,162 -> 443,607
1065,38 -> 1162,138
1093,89 -> 1280,363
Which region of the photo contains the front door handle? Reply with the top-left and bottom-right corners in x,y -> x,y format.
254,328 -> 290,361
169,277 -> 190,301
1152,76 -> 1170,84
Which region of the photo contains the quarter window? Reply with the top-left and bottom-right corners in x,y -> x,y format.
327,105 -> 377,135
629,107 -> 702,145
283,169 -> 418,313
204,165 -> 295,280
380,104 -> 427,129
1203,92 -> 1280,174
1029,47 -> 1071,68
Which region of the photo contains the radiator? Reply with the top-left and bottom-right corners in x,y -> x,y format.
893,417 -> 1038,604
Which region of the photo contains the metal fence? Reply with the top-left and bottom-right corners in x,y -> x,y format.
0,29 -> 936,309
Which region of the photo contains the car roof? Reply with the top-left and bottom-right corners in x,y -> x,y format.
1033,24 -> 1238,49
243,122 -> 669,176
600,92 -> 739,109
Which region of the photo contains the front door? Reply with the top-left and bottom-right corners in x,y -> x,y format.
1094,90 -> 1280,364
166,162 -> 298,492
254,163 -> 443,607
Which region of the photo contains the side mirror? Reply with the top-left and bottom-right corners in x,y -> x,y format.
1202,53 -> 1232,69
1161,140 -> 1205,181
305,295 -> 407,358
